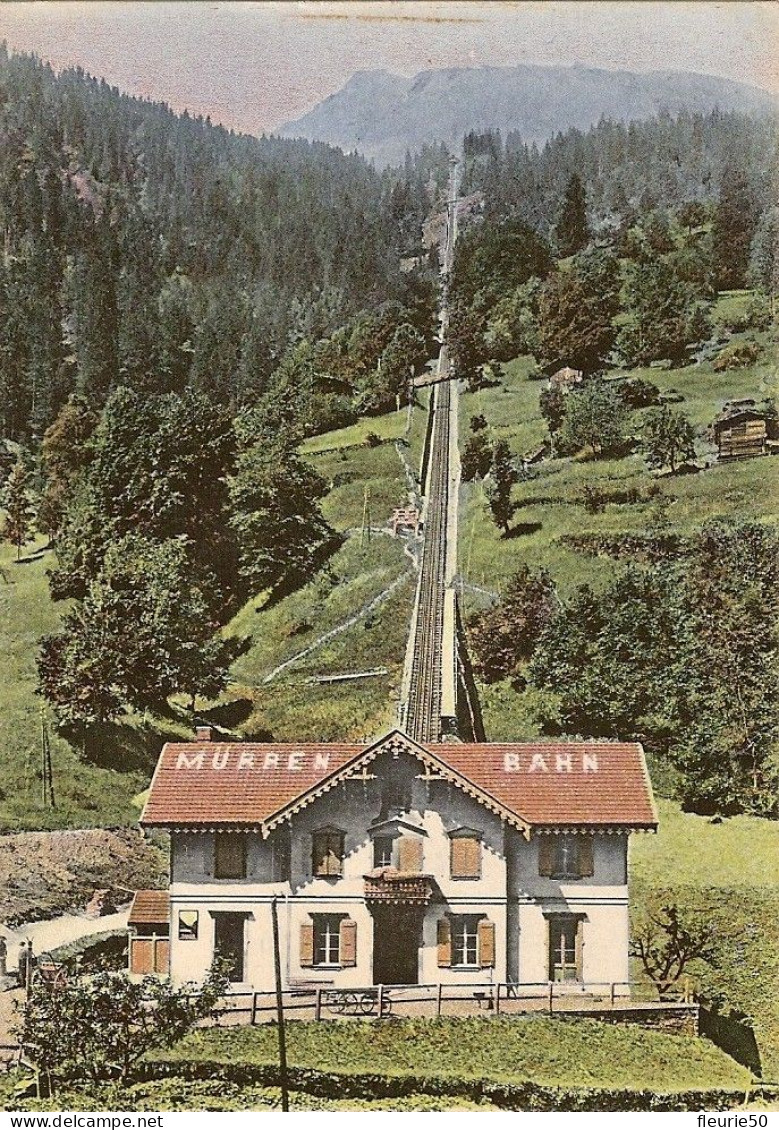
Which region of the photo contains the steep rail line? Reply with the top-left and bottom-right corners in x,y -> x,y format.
404,378 -> 451,743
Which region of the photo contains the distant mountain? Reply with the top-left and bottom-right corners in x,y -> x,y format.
279,63 -> 777,166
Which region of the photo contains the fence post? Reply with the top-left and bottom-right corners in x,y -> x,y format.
548,982 -> 554,1014
495,982 -> 501,1015
436,982 -> 443,1017
610,982 -> 616,1008
315,988 -> 322,1022
250,991 -> 258,1025
378,983 -> 384,1019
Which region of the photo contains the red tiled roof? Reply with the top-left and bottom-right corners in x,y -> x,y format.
128,890 -> 170,926
142,742 -> 364,826
141,732 -> 656,831
435,742 -> 656,828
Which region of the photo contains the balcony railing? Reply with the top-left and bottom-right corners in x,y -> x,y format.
363,869 -> 435,905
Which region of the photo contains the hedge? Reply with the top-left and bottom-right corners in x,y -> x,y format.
138,1060 -> 752,1112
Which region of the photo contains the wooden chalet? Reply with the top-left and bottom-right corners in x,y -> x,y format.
713,399 -> 769,461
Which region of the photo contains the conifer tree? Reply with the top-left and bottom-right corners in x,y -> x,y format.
555,173 -> 590,258
486,439 -> 518,536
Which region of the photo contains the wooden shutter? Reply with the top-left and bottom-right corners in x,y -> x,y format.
437,917 -> 452,967
340,918 -> 357,967
215,834 -> 247,879
398,835 -> 423,873
451,835 -> 481,879
478,919 -> 495,968
538,836 -> 555,877
577,837 -> 594,878
300,922 -> 315,967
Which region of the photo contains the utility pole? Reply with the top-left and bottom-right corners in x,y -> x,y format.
40,706 -> 54,809
361,485 -> 371,549
271,898 -> 289,1112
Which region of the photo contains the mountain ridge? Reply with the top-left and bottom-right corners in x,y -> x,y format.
279,62 -> 777,166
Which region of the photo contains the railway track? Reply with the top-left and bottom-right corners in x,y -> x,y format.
401,155 -> 463,744
404,378 -> 451,743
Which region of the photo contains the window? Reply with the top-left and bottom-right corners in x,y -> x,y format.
312,829 -> 345,877
178,910 -> 198,941
549,916 -> 582,982
538,835 -> 594,880
449,831 -> 482,879
373,836 -> 394,869
553,835 -> 579,879
314,915 -> 342,965
214,834 -> 247,879
451,915 -> 480,967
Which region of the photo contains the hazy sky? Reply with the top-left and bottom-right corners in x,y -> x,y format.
0,2 -> 776,135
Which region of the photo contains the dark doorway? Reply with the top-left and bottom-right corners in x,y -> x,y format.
213,912 -> 246,982
372,907 -> 422,985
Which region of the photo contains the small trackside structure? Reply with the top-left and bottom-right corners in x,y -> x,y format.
138,729 -> 657,997
548,366 -> 584,392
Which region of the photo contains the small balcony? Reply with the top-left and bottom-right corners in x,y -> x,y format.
364,868 -> 436,906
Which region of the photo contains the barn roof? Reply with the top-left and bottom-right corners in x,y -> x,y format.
141,730 -> 657,835
128,889 -> 170,926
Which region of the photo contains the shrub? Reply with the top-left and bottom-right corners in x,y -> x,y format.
712,342 -> 761,371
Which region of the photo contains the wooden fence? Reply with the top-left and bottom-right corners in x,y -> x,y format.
206,980 -> 693,1026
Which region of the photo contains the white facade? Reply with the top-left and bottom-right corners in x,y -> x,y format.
163,747 -> 632,992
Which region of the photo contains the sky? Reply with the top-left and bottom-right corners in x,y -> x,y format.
0,2 -> 776,136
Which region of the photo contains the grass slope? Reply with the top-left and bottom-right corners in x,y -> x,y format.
161,1015 -> 749,1092
0,536 -> 164,831
631,800 -> 779,1081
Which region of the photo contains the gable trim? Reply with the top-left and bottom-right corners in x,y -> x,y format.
261,729 -> 533,838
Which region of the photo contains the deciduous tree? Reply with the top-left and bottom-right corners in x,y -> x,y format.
469,566 -> 557,683
17,964 -> 228,1090
640,406 -> 697,473
1,460 -> 35,560
557,379 -> 629,457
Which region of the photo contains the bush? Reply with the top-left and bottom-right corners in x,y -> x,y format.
619,378 -> 661,409
712,342 -> 761,371
16,964 -> 229,1090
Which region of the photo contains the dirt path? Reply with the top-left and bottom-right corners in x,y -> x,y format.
1,910 -> 130,972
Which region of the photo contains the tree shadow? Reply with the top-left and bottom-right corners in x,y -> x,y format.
69,718 -> 185,773
241,726 -> 276,743
503,521 -> 543,539
257,532 -> 345,613
199,697 -> 254,730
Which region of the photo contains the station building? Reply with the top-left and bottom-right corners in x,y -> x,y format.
136,728 -> 657,992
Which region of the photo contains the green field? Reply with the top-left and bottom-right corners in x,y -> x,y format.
459,328 -> 778,606
0,535 -> 166,831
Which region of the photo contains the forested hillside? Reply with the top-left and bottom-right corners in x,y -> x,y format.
0,47 -> 438,779
0,45 -> 435,444
447,114 -> 779,819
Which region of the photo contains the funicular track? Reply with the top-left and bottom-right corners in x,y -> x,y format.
404,378 -> 452,743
